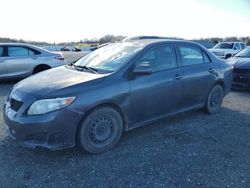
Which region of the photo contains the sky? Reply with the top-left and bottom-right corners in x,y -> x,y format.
0,0 -> 249,43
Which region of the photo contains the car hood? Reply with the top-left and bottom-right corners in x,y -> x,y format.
15,66 -> 108,98
228,57 -> 250,69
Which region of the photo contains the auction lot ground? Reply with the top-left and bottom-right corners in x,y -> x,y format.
0,52 -> 250,187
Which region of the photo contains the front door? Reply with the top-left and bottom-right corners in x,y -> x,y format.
129,44 -> 183,125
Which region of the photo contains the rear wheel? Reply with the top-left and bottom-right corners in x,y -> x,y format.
225,54 -> 232,59
205,85 -> 224,114
78,107 -> 123,154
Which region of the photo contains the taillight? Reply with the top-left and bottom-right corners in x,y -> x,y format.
55,56 -> 64,61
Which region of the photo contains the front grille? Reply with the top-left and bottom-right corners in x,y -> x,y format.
233,77 -> 248,83
10,98 -> 23,112
233,68 -> 250,74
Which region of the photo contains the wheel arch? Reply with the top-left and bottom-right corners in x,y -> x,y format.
75,101 -> 129,145
205,80 -> 225,105
214,80 -> 225,95
225,54 -> 232,59
33,64 -> 51,74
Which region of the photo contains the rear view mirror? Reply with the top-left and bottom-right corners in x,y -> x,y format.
133,62 -> 152,75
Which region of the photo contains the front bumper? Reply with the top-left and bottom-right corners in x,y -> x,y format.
211,52 -> 225,59
3,90 -> 83,150
232,73 -> 250,90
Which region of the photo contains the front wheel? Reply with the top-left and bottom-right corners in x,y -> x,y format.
78,107 -> 123,154
205,85 -> 224,114
225,54 -> 232,59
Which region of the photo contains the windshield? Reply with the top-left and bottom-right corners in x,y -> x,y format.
74,42 -> 144,72
235,47 -> 250,57
213,42 -> 234,49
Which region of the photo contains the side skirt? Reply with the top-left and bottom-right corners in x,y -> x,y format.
126,104 -> 205,131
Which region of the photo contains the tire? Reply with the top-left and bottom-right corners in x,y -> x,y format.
78,107 -> 123,154
225,54 -> 231,59
205,85 -> 224,114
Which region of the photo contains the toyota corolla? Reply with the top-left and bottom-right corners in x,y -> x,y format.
3,39 -> 233,154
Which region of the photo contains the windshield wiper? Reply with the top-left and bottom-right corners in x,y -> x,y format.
73,64 -> 98,73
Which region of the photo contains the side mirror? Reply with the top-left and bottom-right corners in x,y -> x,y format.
133,62 -> 152,75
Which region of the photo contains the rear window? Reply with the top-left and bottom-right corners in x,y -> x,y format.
179,46 -> 204,66
8,47 -> 41,57
234,43 -> 240,50
0,47 -> 3,57
29,48 -> 41,55
240,43 -> 246,50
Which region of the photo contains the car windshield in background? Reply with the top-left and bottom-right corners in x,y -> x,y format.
74,43 -> 143,73
213,43 -> 234,49
235,47 -> 250,57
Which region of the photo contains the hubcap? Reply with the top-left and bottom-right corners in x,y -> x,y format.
210,91 -> 221,107
89,115 -> 113,144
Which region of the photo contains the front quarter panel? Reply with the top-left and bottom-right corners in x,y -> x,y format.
69,74 -> 131,129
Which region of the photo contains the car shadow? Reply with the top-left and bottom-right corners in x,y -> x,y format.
0,104 -> 249,186
0,105 -> 249,159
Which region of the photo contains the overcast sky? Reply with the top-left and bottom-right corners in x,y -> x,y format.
0,0 -> 249,43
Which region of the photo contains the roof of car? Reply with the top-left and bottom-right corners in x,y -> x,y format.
0,43 -> 44,50
0,43 -> 34,46
124,38 -> 201,47
0,43 -> 52,53
220,41 -> 245,43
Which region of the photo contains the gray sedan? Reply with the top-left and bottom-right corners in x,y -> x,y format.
3,39 -> 233,154
0,43 -> 65,80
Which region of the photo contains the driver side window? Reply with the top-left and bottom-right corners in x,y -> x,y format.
0,47 -> 3,57
137,45 -> 177,72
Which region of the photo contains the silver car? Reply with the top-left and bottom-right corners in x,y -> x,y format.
0,43 -> 65,80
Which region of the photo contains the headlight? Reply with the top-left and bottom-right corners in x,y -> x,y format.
28,97 -> 75,115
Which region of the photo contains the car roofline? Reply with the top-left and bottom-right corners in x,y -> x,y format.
0,43 -> 52,54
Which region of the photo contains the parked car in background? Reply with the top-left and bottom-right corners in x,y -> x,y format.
209,42 -> 246,59
124,36 -> 170,41
0,43 -> 65,80
3,39 -> 232,154
90,43 -> 110,51
227,47 -> 250,90
60,46 -> 70,51
72,47 -> 81,52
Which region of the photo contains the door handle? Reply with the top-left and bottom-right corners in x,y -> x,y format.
174,74 -> 183,80
208,68 -> 215,73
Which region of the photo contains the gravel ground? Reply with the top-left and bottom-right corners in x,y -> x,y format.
0,53 -> 250,187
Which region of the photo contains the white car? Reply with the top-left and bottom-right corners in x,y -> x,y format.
209,42 -> 246,59
0,43 -> 65,80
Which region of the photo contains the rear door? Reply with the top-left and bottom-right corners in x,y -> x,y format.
176,44 -> 218,108
0,46 -> 8,78
5,46 -> 39,78
129,44 -> 183,125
